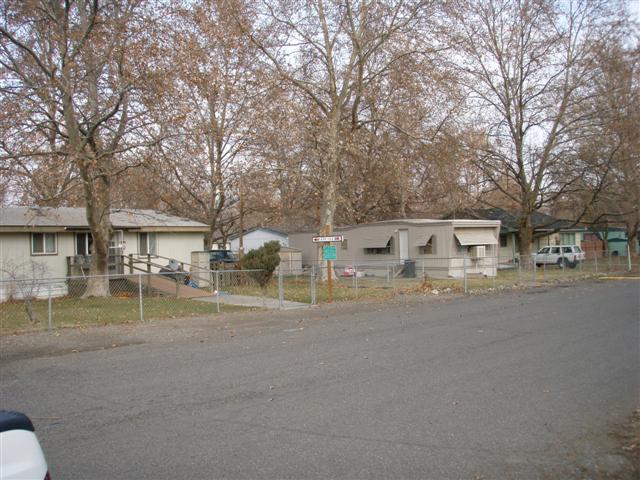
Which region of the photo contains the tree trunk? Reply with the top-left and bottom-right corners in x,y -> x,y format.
627,220 -> 639,264
82,160 -> 113,298
518,214 -> 534,267
317,111 -> 341,281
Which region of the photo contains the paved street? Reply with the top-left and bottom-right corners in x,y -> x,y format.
1,280 -> 638,479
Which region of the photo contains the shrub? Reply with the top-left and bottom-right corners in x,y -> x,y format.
240,241 -> 281,289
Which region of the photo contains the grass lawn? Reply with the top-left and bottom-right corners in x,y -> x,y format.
226,277 -> 398,304
263,261 -> 631,303
0,296 -> 245,334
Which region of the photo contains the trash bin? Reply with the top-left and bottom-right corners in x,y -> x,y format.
404,259 -> 416,278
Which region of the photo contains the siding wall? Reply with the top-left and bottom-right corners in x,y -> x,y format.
0,230 -> 205,280
229,231 -> 288,252
0,232 -> 75,280
289,222 -> 500,278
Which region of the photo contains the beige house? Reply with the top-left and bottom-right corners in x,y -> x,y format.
289,219 -> 501,279
0,207 -> 208,287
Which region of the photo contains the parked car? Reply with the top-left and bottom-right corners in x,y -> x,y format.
0,410 -> 50,480
342,265 -> 356,277
209,250 -> 237,268
535,245 -> 585,268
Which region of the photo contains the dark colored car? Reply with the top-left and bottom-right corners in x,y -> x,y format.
209,250 -> 236,263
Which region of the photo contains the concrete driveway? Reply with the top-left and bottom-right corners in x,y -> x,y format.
1,279 -> 638,479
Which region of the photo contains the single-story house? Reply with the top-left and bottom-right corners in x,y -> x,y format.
0,207 -> 209,287
582,227 -> 640,257
228,227 -> 288,253
289,219 -> 501,279
444,208 -> 640,259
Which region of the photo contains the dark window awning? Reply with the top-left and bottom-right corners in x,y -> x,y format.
454,229 -> 498,246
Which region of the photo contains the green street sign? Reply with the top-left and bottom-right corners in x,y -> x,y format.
322,245 -> 337,260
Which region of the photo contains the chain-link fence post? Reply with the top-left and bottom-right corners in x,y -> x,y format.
215,271 -> 220,313
392,264 -> 396,292
386,264 -> 390,288
532,255 -> 536,283
463,255 -> 468,293
48,284 -> 52,331
354,262 -> 358,299
138,274 -> 144,322
517,256 -> 521,284
628,244 -> 632,272
608,250 -> 612,273
311,265 -> 316,305
595,253 -> 598,274
278,266 -> 284,309
492,256 -> 496,290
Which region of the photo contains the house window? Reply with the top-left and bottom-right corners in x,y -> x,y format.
110,230 -> 124,248
139,232 -> 158,255
560,232 -> 575,245
419,235 -> 437,255
500,235 -> 508,247
364,237 -> 392,255
31,233 -> 57,255
75,233 -> 93,255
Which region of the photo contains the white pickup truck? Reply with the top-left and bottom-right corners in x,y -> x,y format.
535,245 -> 586,268
0,410 -> 50,480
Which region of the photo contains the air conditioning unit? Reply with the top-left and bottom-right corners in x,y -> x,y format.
470,245 -> 486,259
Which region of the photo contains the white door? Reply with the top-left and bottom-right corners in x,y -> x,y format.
399,230 -> 409,261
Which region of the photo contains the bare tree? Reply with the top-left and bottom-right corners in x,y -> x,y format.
448,0 -> 618,260
1,0 -> 152,296
138,0 -> 260,248
571,35 -> 639,259
1,260 -> 50,323
245,1 -> 430,236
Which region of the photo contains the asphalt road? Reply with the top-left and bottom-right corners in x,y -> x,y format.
2,280 -> 638,479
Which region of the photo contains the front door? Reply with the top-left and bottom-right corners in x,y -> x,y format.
399,230 -> 409,261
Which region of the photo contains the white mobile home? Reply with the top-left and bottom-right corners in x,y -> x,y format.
228,227 -> 288,253
289,219 -> 501,279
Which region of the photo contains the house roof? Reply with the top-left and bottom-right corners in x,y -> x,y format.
290,218 -> 500,234
442,208 -> 576,234
228,226 -> 288,240
0,207 -> 209,232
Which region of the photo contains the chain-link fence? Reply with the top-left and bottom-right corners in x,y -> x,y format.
2,252 -> 637,333
0,269 -> 272,333
284,250 -> 638,304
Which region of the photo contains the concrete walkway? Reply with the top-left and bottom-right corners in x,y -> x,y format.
133,274 -> 213,299
194,293 -> 309,310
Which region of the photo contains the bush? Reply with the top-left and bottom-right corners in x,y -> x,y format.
240,241 -> 281,289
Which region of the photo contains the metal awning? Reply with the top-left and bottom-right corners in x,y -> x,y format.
414,234 -> 432,246
454,229 -> 498,246
362,235 -> 392,248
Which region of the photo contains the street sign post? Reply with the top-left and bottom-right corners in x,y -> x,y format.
315,229 -> 345,303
